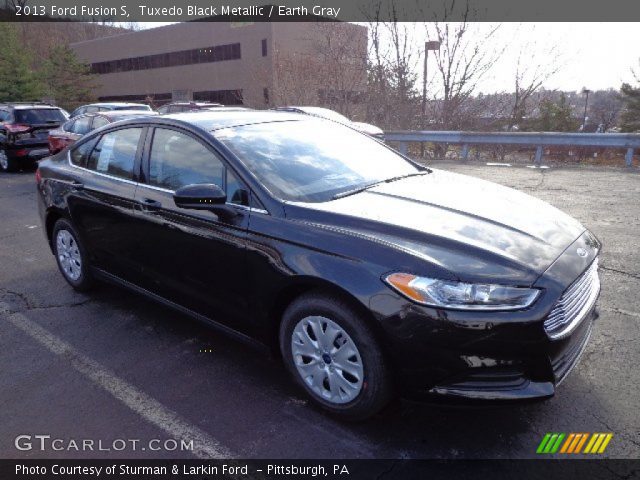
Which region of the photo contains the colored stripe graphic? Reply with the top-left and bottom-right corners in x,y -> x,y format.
560,433 -> 575,453
537,433 -> 613,454
537,433 -> 552,453
574,433 -> 589,453
597,434 -> 613,453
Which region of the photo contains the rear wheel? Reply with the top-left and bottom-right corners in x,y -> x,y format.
52,218 -> 93,291
280,292 -> 392,421
0,148 -> 17,172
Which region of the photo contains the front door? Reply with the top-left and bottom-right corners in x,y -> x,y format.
131,126 -> 251,331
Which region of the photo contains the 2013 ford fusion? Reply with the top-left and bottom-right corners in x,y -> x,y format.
36,111 -> 600,420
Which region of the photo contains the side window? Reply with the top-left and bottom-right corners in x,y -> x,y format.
86,128 -> 142,180
70,138 -> 98,167
226,169 -> 249,206
72,116 -> 92,135
92,116 -> 109,129
0,110 -> 9,122
157,105 -> 169,114
63,120 -> 76,132
148,128 -> 223,191
85,106 -> 99,113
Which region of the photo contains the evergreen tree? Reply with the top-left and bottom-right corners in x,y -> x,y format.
619,83 -> 640,133
42,45 -> 97,111
0,23 -> 44,102
532,93 -> 579,132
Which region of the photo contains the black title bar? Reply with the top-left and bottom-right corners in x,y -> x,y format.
1,0 -> 640,22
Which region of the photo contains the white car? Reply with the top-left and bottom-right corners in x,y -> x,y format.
274,106 -> 385,140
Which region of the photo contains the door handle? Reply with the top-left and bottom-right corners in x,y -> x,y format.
137,197 -> 162,211
71,181 -> 84,191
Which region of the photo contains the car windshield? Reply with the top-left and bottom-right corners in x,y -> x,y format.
14,108 -> 67,123
214,120 -> 420,203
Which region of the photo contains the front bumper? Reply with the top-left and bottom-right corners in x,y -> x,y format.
425,306 -> 596,402
371,231 -> 601,403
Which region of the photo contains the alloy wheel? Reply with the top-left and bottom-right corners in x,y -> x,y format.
56,229 -> 82,281
291,315 -> 364,404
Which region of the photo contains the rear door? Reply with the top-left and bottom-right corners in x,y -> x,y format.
131,126 -> 252,329
66,126 -> 147,283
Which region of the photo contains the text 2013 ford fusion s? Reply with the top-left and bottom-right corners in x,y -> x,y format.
36,111 -> 600,420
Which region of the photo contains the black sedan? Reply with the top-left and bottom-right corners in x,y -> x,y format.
36,111 -> 600,420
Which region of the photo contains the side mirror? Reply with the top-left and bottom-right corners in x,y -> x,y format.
173,183 -> 238,220
174,183 -> 226,209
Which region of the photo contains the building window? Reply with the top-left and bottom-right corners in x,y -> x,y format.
263,88 -> 269,105
261,39 -> 267,57
91,43 -> 242,75
193,89 -> 244,105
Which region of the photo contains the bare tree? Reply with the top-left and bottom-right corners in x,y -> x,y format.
424,4 -> 503,130
365,3 -> 421,129
507,26 -> 561,130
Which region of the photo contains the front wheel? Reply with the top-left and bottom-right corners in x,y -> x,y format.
280,292 -> 392,421
52,218 -> 94,291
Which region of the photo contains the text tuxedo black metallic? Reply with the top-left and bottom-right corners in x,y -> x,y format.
36,111 -> 601,420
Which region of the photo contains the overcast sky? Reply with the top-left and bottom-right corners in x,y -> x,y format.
138,22 -> 640,94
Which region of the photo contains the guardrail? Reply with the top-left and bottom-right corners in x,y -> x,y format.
384,131 -> 640,167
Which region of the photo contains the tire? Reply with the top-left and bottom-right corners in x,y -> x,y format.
52,218 -> 94,292
280,292 -> 392,421
0,148 -> 18,173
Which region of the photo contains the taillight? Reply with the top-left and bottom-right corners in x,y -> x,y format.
35,168 -> 42,184
5,124 -> 31,133
13,149 -> 28,157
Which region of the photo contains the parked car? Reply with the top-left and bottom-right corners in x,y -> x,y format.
36,111 -> 600,420
157,102 -> 224,114
0,103 -> 68,172
48,110 -> 159,154
69,103 -> 152,118
274,106 -> 385,140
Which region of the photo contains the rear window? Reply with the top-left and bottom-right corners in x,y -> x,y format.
14,109 -> 67,124
113,105 -> 151,112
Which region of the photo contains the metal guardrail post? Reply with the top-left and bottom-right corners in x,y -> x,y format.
626,148 -> 634,167
461,144 -> 469,162
534,146 -> 543,166
398,142 -> 408,156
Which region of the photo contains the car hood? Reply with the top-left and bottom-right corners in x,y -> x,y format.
287,169 -> 586,285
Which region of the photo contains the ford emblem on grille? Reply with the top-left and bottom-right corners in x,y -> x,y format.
576,248 -> 588,257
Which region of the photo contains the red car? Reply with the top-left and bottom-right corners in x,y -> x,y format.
48,110 -> 158,154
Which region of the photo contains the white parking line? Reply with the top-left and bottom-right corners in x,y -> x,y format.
0,303 -> 233,459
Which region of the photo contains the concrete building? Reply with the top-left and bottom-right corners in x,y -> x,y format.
71,21 -> 368,109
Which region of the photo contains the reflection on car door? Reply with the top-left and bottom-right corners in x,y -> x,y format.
66,127 -> 146,282
132,126 -> 252,332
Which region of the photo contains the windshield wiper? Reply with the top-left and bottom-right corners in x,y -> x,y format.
331,172 -> 428,200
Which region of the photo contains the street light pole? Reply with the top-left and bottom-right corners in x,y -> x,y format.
421,40 -> 440,157
582,87 -> 591,132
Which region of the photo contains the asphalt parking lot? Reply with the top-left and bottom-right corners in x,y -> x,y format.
1,162 -> 639,460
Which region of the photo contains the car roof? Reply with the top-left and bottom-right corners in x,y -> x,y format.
119,110 -> 307,132
1,104 -> 62,110
164,102 -> 223,107
98,110 -> 159,118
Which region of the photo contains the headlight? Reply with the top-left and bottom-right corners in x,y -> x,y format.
384,273 -> 540,311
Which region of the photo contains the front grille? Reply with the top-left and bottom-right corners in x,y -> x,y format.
551,319 -> 593,383
544,259 -> 600,339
